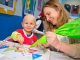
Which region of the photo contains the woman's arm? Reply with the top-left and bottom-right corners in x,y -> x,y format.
45,31 -> 80,58
53,42 -> 80,58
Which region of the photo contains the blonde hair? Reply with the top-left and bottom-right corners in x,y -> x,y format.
42,1 -> 70,31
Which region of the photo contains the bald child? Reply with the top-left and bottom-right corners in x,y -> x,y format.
11,14 -> 38,45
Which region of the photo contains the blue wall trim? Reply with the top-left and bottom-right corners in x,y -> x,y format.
0,14 -> 23,40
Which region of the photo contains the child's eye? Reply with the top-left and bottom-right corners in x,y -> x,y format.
25,23 -> 28,24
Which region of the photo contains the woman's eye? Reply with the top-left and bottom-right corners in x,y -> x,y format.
30,23 -> 32,24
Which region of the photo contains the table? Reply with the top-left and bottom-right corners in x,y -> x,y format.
0,41 -> 50,60
0,40 -> 76,60
50,51 -> 75,60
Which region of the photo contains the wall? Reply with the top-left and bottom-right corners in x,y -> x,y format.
14,0 -> 22,16
0,14 -> 22,40
34,0 -> 48,17
0,0 -> 23,40
61,0 -> 80,5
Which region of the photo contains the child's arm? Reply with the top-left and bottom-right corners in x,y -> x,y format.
10,31 -> 24,44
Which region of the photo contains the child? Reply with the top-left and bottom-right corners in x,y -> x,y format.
10,14 -> 38,45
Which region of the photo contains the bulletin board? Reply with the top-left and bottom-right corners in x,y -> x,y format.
0,0 -> 17,15
24,0 -> 36,15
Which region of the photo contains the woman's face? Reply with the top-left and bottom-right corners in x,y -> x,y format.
43,6 -> 59,25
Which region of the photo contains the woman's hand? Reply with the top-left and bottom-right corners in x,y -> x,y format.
36,44 -> 45,49
45,31 -> 59,47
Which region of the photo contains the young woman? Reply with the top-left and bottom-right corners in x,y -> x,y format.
41,0 -> 80,58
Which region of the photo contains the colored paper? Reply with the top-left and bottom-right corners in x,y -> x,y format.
32,54 -> 42,59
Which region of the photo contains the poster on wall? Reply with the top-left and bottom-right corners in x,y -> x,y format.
37,0 -> 43,12
71,5 -> 79,15
24,0 -> 36,15
0,0 -> 17,15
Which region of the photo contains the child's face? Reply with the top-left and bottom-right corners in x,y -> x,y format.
22,16 -> 36,33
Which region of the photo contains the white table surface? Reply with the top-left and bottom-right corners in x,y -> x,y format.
50,51 -> 75,60
0,40 -> 76,60
0,49 -> 77,60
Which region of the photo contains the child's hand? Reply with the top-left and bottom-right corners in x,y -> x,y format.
11,31 -> 24,44
17,34 -> 24,44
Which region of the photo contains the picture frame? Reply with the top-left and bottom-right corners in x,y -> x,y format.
0,0 -> 17,15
